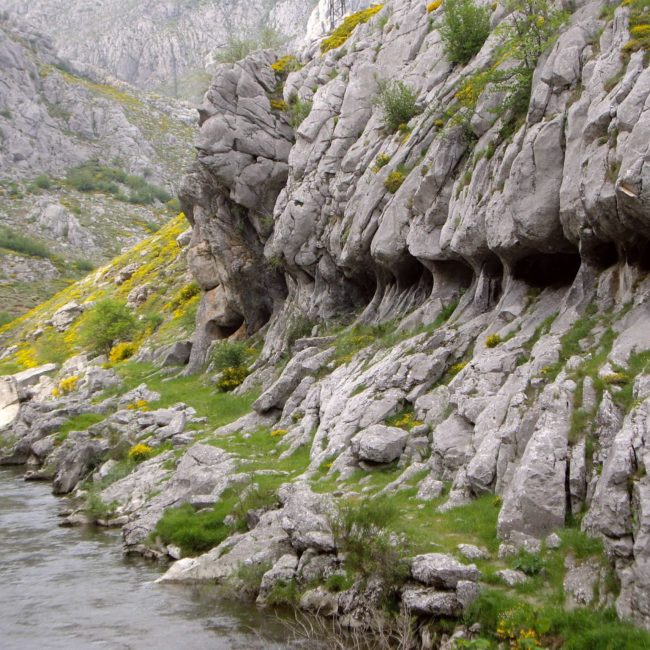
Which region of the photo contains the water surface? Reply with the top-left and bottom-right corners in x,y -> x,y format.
0,468 -> 299,650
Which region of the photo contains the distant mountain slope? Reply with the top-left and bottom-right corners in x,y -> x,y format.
0,0 -> 319,99
0,18 -> 195,321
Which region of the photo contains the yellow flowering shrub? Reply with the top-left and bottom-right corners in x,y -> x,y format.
128,443 -> 154,462
384,170 -> 406,193
59,375 -> 79,393
215,366 -> 248,392
270,98 -> 288,111
485,333 -> 501,348
449,360 -> 468,375
270,428 -> 289,438
321,5 -> 384,53
109,341 -> 137,363
127,399 -> 149,411
427,0 -> 442,12
388,411 -> 424,430
271,55 -> 300,75
16,345 -> 38,369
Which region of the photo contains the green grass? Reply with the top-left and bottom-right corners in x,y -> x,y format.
108,361 -> 257,429
152,497 -> 235,556
56,412 -> 106,443
466,590 -> 650,649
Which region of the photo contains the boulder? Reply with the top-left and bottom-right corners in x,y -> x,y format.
351,425 -> 409,464
401,587 -> 462,617
410,553 -> 481,588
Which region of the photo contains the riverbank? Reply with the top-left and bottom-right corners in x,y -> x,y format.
0,467 -> 300,650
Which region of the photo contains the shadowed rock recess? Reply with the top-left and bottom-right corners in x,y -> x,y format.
5,0 -> 650,645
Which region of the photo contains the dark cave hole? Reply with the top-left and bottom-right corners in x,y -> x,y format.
624,239 -> 650,271
483,255 -> 504,306
433,259 -> 474,293
586,242 -> 618,270
395,257 -> 434,297
512,252 -> 581,288
205,316 -> 244,341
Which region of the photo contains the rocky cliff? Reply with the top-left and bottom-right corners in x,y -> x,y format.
3,0 -> 650,646
178,0 -> 650,631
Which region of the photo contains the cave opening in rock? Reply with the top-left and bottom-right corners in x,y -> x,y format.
396,257 -> 434,297
206,316 -> 244,341
483,255 -> 504,307
512,252 -> 581,288
586,241 -> 618,269
625,238 -> 650,271
433,259 -> 474,294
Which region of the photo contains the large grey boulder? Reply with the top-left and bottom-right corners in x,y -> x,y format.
351,424 -> 410,464
52,436 -> 108,494
410,553 -> 481,588
401,587 -> 462,617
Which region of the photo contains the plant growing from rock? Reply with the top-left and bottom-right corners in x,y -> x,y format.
439,0 -> 491,65
384,169 -> 406,193
128,443 -> 154,462
330,496 -> 409,589
374,79 -> 420,132
320,4 -> 384,53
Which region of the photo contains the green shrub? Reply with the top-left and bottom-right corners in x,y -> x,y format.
33,174 -> 52,189
439,0 -> 491,65
65,161 -> 170,204
212,340 -> 249,371
77,298 -> 138,355
0,226 -> 52,259
265,580 -> 299,607
512,551 -> 544,576
485,333 -> 501,348
0,312 -> 14,328
331,496 -> 409,587
73,258 -> 95,273
287,95 -> 312,128
374,79 -> 420,132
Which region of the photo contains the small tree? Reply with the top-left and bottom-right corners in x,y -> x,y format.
77,299 -> 138,355
374,79 -> 420,132
439,0 -> 491,65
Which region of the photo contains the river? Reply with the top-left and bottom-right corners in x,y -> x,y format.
0,468 -> 305,650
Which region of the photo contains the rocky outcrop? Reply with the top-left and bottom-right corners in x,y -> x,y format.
173,0 -> 650,631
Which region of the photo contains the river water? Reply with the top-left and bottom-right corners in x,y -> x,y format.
0,468 -> 302,650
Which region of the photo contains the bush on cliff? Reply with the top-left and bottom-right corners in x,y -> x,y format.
439,0 -> 491,65
77,298 -> 138,355
374,79 -> 420,133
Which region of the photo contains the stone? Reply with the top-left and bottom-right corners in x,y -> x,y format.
161,341 -> 192,367
417,475 -> 445,500
257,553 -> 299,603
410,553 -> 481,588
299,587 -> 339,616
457,544 -> 489,561
545,533 -> 562,550
52,301 -> 84,332
351,425 -> 410,464
496,569 -> 528,586
401,587 -> 462,617
563,557 -> 601,608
